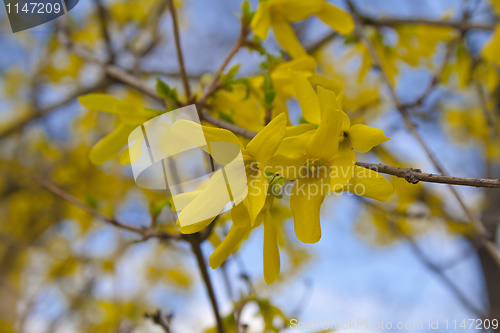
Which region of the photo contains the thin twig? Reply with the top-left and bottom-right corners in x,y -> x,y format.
166,0 -> 191,100
144,309 -> 172,333
185,233 -> 225,333
56,24 -> 164,105
361,15 -> 496,31
357,162 -> 500,188
93,0 -> 114,62
197,23 -> 250,107
0,79 -> 110,139
33,175 -> 179,241
404,38 -> 459,108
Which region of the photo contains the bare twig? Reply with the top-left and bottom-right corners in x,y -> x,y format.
33,175 -> 179,241
305,31 -> 339,54
0,79 -> 110,139
197,23 -> 250,107
166,0 -> 191,100
357,162 -> 500,188
185,233 -> 225,333
404,38 -> 459,108
93,0 -> 114,62
56,24 -> 164,105
361,15 -> 496,31
144,309 -> 172,333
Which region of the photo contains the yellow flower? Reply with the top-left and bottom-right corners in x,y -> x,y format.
251,0 -> 354,58
206,115 -> 288,285
482,0 -> 500,66
78,93 -> 159,165
251,55 -> 343,100
265,71 -> 393,244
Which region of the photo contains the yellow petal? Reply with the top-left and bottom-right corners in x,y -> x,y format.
231,201 -> 251,228
209,225 -> 251,269
308,74 -> 343,95
176,169 -> 232,229
348,124 -> 390,153
483,25 -> 500,67
264,153 -> 307,180
285,124 -> 315,137
316,3 -> 354,35
78,94 -> 120,114
282,0 -> 324,22
263,210 -> 280,285
89,123 -> 135,165
306,87 -> 343,160
246,113 -> 287,163
290,177 -> 326,244
329,145 -> 356,191
244,169 -> 269,225
289,70 -> 321,124
277,127 -> 315,157
251,2 -> 271,40
177,216 -> 215,234
491,0 -> 500,15
272,18 -> 307,58
343,166 -> 393,202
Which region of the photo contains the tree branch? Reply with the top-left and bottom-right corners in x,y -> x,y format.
185,233 -> 225,333
0,79 -> 110,140
361,15 -> 496,31
33,175 -> 179,241
357,162 -> 500,188
197,23 -> 250,107
166,0 -> 191,100
144,309 -> 172,333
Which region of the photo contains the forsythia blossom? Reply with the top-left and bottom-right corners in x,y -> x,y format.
251,0 -> 354,58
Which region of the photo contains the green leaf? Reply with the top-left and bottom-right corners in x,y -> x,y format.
156,78 -> 179,103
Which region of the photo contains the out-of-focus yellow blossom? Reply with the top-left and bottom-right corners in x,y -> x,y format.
251,0 -> 354,58
110,0 -> 162,24
78,93 -> 160,165
482,0 -> 500,66
396,25 -> 456,67
445,107 -> 500,159
264,71 -> 392,244
251,55 -> 343,100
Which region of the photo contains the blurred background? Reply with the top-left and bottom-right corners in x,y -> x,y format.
0,0 -> 499,332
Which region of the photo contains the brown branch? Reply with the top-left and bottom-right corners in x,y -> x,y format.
33,175 -> 179,241
0,79 -> 110,140
404,38 -> 459,108
305,31 -> 339,54
361,15 -> 496,31
166,0 -> 191,100
56,24 -> 164,105
144,309 -> 172,333
197,23 -> 250,107
185,233 -> 225,333
357,162 -> 500,188
93,0 -> 114,62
